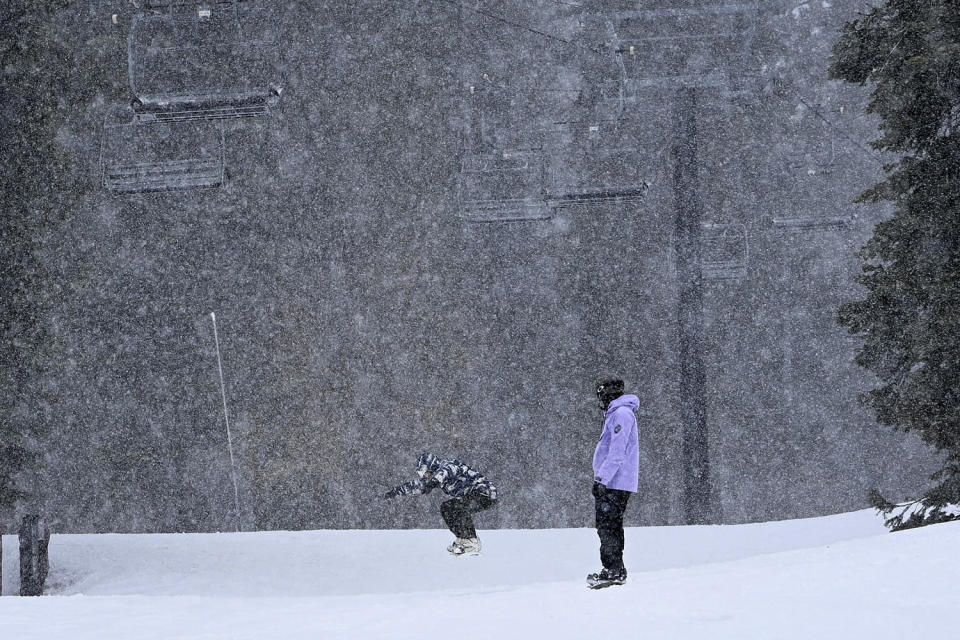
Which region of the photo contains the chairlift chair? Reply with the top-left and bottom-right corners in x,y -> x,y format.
128,0 -> 283,121
543,120 -> 658,209
700,222 -> 748,280
771,216 -> 852,229
582,4 -> 757,94
101,0 -> 282,193
100,106 -> 224,193
457,149 -> 551,222
768,113 -> 860,230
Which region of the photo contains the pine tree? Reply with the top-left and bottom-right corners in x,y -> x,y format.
829,1 -> 960,530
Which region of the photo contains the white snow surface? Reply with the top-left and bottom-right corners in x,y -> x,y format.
1,510 -> 957,639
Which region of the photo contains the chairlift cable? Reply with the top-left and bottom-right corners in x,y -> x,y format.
431,0 -> 885,170
751,42 -> 885,169
429,0 -> 606,56
790,89 -> 884,168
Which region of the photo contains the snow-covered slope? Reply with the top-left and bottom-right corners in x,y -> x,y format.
1,510 -> 956,639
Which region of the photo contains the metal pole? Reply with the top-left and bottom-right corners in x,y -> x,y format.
211,311 -> 242,532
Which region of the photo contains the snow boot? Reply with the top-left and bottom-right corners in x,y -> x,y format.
450,537 -> 482,556
447,538 -> 468,554
586,568 -> 626,589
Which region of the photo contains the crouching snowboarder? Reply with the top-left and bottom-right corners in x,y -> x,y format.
587,378 -> 640,589
383,452 -> 498,556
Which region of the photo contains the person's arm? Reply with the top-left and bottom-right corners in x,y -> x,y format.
594,410 -> 635,486
383,476 -> 438,499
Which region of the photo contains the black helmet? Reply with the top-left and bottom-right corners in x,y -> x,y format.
596,378 -> 624,410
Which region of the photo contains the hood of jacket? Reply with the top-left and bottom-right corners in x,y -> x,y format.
605,394 -> 640,417
416,452 -> 443,478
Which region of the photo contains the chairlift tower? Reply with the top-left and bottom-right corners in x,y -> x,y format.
582,2 -> 758,525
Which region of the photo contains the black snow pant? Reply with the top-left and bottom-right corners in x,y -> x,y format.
593,482 -> 631,573
440,494 -> 496,539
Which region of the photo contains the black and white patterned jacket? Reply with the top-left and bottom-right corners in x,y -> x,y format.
390,452 -> 498,500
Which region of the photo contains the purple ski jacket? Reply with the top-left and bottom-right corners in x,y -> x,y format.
592,394 -> 640,492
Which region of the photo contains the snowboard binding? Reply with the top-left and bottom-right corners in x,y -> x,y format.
586,568 -> 626,589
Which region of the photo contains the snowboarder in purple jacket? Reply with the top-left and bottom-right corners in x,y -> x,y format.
587,378 -> 640,589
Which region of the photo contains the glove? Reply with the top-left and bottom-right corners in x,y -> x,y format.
592,480 -> 607,498
382,489 -> 399,500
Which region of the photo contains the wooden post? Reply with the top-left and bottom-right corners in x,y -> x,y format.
19,515 -> 50,596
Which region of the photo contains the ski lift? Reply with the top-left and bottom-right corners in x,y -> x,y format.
700,223 -> 748,280
543,120 -> 658,209
100,106 -> 224,193
768,158 -> 852,229
101,0 -> 283,193
582,4 -> 757,94
771,216 -> 853,229
127,0 -> 283,121
457,148 -> 550,223
767,105 -> 861,230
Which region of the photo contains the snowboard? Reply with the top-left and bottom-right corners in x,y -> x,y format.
586,573 -> 626,589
